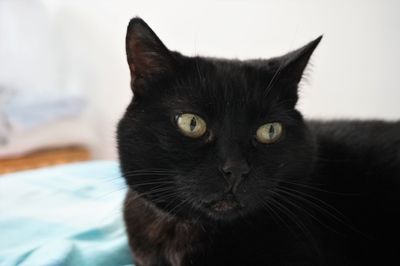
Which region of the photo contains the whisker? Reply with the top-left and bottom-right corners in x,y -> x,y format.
132,181 -> 177,187
276,185 -> 349,220
256,195 -> 291,233
269,190 -> 322,258
275,186 -> 368,238
269,193 -> 312,240
277,179 -> 359,196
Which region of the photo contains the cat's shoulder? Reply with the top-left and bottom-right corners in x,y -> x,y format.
306,119 -> 400,179
307,119 -> 400,137
306,119 -> 400,150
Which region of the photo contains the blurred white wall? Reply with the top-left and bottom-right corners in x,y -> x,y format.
2,0 -> 400,159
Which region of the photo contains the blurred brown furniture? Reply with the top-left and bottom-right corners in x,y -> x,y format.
0,146 -> 90,174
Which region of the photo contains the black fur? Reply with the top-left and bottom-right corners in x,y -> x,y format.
117,18 -> 400,266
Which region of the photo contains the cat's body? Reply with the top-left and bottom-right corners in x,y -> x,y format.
123,120 -> 400,266
118,18 -> 400,266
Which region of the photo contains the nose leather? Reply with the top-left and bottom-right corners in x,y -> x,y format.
221,158 -> 249,193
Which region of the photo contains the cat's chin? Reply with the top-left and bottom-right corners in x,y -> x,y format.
201,198 -> 244,221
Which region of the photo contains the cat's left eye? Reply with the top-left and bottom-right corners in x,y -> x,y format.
255,122 -> 283,144
176,113 -> 207,138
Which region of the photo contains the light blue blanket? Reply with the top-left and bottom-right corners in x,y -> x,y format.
0,161 -> 134,266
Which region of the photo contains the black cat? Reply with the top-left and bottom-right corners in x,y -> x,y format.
117,18 -> 400,266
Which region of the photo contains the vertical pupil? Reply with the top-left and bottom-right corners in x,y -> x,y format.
190,117 -> 197,131
268,124 -> 275,138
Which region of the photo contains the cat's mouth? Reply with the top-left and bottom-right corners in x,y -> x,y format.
203,194 -> 243,215
209,199 -> 239,212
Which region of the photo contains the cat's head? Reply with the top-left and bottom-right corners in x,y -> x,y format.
118,18 -> 321,221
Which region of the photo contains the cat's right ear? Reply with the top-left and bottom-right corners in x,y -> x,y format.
126,18 -> 175,96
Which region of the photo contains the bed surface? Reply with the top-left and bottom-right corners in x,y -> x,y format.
0,161 -> 134,266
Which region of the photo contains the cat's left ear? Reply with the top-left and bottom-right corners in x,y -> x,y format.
271,36 -> 322,103
125,18 -> 176,96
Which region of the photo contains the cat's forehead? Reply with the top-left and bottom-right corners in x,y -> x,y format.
165,58 -> 277,116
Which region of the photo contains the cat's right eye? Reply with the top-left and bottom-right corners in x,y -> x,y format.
176,113 -> 207,138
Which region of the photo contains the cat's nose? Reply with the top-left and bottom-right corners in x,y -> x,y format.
222,160 -> 249,177
221,159 -> 249,193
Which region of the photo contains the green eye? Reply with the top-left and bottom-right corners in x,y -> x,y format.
255,122 -> 283,144
176,113 -> 207,138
